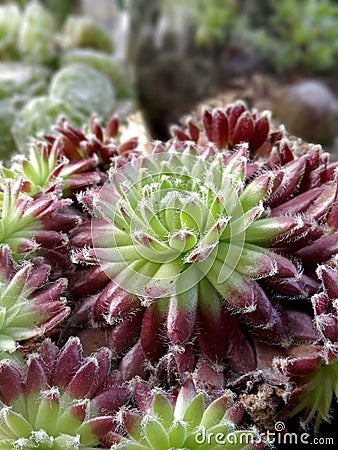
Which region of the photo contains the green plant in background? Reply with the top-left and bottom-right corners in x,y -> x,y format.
61,14 -> 114,53
44,0 -> 79,26
12,96 -> 83,149
17,0 -> 56,66
249,0 -> 338,73
171,0 -> 338,74
0,62 -> 51,158
170,0 -> 244,48
60,49 -> 133,100
0,0 -> 134,160
0,2 -> 21,59
49,63 -> 115,124
0,0 -> 78,25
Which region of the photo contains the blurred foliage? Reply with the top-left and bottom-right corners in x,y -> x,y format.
49,63 -> 115,121
0,0 -> 77,25
17,0 -> 57,65
170,0 -> 338,74
0,0 -> 134,159
44,0 -> 78,25
62,15 -> 114,52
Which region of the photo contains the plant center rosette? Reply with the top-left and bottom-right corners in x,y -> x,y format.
92,149 -> 249,300
73,141 -> 328,375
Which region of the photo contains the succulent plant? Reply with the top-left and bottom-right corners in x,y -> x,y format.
3,114 -> 139,195
0,177 -> 73,259
0,246 -> 69,353
12,96 -> 82,149
169,0 -> 338,74
60,50 -> 134,100
61,15 -> 114,53
0,99 -> 18,161
0,63 -> 50,103
114,378 -> 258,450
0,62 -> 50,158
1,99 -> 337,440
0,337 -> 130,448
0,0 -> 133,158
275,261 -> 338,428
62,101 -> 338,432
0,3 -> 22,59
17,0 -> 56,65
49,63 -> 116,124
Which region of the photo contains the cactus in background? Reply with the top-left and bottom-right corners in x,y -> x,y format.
60,50 -> 134,100
0,3 -> 22,59
12,96 -> 82,149
0,63 -> 50,158
49,63 -> 115,123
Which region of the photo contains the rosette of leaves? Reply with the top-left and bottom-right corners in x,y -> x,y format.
60,50 -> 134,100
3,115 -> 139,197
0,337 -> 130,448
17,0 -> 57,66
49,63 -> 115,124
0,62 -> 50,158
0,63 -> 50,103
0,3 -> 22,59
114,379 -> 258,450
61,15 -> 114,53
0,177 -> 74,259
12,96 -> 82,150
275,261 -> 338,428
0,246 -> 69,354
67,101 -> 338,428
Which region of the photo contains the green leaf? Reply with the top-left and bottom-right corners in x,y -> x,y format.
183,393 -> 204,429
2,407 -> 32,439
144,418 -> 170,449
152,393 -> 174,429
34,389 -> 60,436
201,394 -> 231,428
168,420 -> 187,448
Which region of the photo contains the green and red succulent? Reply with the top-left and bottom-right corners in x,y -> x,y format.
114,379 -> 260,450
0,337 -> 130,449
0,246 -> 69,354
275,260 -> 338,428
0,100 -> 337,445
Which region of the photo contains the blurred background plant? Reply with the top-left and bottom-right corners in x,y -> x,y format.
126,0 -> 338,151
0,0 -> 337,158
0,0 -> 134,160
178,0 -> 338,74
